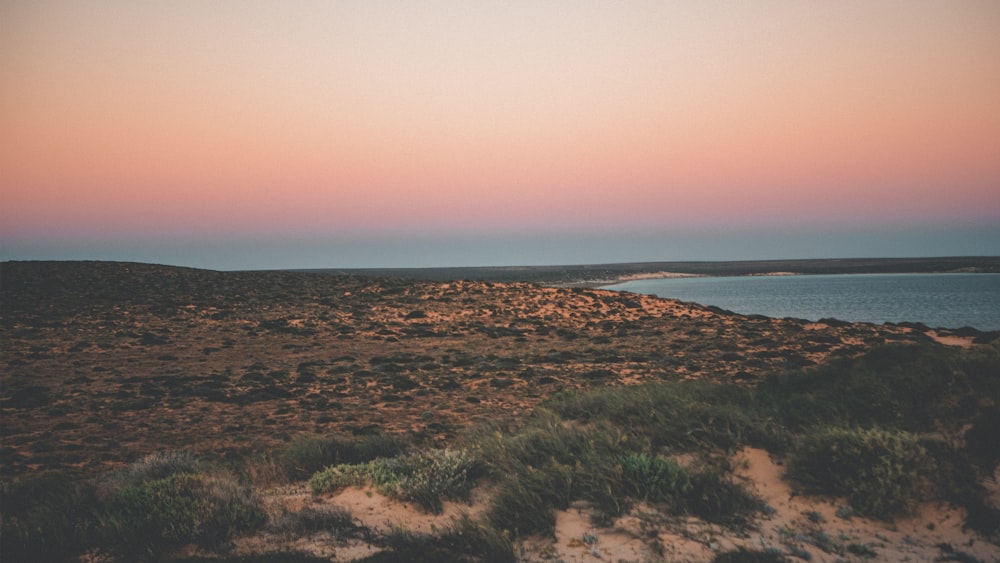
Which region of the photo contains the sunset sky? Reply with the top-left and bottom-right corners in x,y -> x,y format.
3,1 -> 999,269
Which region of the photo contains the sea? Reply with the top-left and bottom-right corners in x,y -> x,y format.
602,273 -> 1000,331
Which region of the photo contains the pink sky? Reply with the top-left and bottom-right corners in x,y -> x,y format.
2,1 -> 999,267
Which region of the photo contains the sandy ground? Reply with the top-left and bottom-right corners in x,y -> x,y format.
725,448 -> 999,563
927,331 -> 976,348
617,272 -> 706,282
517,448 -> 999,562
225,448 -> 998,562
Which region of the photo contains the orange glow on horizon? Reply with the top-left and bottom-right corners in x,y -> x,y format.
3,1 -> 999,245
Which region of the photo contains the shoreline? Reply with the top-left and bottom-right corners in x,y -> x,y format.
585,270 -> 804,289
563,267 -> 1000,289
298,256 -> 1000,287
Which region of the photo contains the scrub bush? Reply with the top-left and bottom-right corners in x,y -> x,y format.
98,472 -> 265,559
487,478 -> 556,537
620,453 -> 691,504
0,471 -> 96,562
98,450 -> 201,494
280,432 -> 410,480
383,449 -> 476,514
365,514 -> 515,563
687,460 -> 764,523
310,448 -> 476,514
545,381 -> 789,454
788,427 -> 932,519
713,548 -> 789,562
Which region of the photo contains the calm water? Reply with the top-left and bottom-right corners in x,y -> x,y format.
603,273 -> 1000,331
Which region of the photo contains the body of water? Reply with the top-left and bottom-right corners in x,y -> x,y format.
602,273 -> 1000,331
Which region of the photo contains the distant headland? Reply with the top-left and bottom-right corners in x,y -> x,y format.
298,256 -> 1000,287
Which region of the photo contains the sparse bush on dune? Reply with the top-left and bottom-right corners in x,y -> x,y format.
173,553 -> 332,563
964,406 -> 1000,471
487,478 -> 556,537
279,432 -> 410,481
0,470 -> 97,562
97,469 -> 265,560
98,450 -> 201,494
362,514 -> 515,563
392,449 -> 477,514
686,457 -> 766,523
544,379 -> 790,454
308,460 -> 371,492
460,408 -> 764,537
620,453 -> 691,504
470,411 -> 633,525
788,427 -> 932,519
757,343 -> 999,434
713,547 -> 790,562
550,343 -> 1000,455
310,448 -> 477,514
1,452 -> 265,562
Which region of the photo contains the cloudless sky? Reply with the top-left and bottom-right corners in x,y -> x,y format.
3,1 -> 999,269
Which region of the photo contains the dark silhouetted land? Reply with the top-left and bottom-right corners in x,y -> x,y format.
298,256 -> 1000,286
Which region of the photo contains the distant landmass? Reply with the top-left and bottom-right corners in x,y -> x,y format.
2,259 -> 999,561
297,256 -> 1000,286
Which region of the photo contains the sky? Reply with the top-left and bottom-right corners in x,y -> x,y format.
3,1 -> 999,269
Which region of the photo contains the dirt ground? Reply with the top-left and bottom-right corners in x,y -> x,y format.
3,261 -> 997,561
4,261 -> 976,478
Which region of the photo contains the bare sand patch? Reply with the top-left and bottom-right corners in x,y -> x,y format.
927,331 -> 975,348
619,271 -> 706,282
749,272 -> 799,276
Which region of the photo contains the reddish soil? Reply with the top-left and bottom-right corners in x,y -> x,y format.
0,261 -> 974,477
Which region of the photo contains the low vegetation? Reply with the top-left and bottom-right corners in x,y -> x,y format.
787,427 -> 931,519
2,343 -> 999,560
542,343 -> 1000,524
310,448 -> 477,514
1,452 -> 265,562
276,432 -> 411,481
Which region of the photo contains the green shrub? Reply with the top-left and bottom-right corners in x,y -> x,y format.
964,406 -> 1000,471
473,408 -> 766,534
98,472 -> 265,559
0,471 -> 96,562
713,548 -> 789,562
474,412 -> 633,519
311,449 -> 476,514
620,453 -> 691,504
788,427 -> 932,519
173,554 -> 331,563
391,449 -> 476,513
366,514 -> 515,563
488,478 -> 556,537
919,437 -> 1000,540
309,462 -> 371,493
280,433 -> 410,480
544,381 -> 788,454
687,460 -> 764,523
125,450 -> 200,482
97,450 -> 201,496
758,343 -> 1000,435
